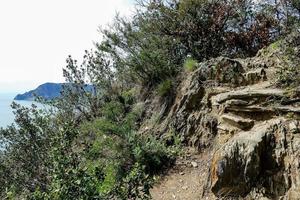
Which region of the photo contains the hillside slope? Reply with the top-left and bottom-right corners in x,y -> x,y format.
147,31 -> 300,199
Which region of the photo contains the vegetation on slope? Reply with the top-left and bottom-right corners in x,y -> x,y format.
1,0 -> 300,199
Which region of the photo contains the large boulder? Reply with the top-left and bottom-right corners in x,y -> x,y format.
210,118 -> 300,199
210,120 -> 279,197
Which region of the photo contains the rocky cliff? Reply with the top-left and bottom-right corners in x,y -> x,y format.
147,31 -> 300,199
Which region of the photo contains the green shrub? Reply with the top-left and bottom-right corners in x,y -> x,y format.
32,101 -> 179,199
276,64 -> 300,87
121,88 -> 137,106
157,79 -> 173,97
102,101 -> 124,122
126,132 -> 178,175
184,57 -> 198,72
275,35 -> 300,88
123,103 -> 144,131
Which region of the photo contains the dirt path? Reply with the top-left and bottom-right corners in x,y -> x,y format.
150,150 -> 215,200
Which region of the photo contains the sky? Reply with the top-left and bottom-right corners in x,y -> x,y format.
0,0 -> 134,93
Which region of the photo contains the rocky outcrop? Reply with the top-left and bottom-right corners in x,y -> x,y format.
212,88 -> 284,105
147,32 -> 300,199
211,121 -> 271,197
221,114 -> 254,130
210,119 -> 291,197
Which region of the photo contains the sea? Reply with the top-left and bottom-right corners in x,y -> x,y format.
0,93 -> 38,129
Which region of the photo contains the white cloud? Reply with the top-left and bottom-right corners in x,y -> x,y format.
0,0 -> 134,93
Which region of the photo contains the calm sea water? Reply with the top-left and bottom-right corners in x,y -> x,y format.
0,93 -> 37,128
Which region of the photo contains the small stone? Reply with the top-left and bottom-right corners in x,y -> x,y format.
179,179 -> 183,183
191,161 -> 198,168
182,186 -> 189,190
179,172 -> 185,175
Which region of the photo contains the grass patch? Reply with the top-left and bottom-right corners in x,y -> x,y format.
184,58 -> 198,72
157,79 -> 173,97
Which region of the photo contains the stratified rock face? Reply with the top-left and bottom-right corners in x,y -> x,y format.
168,64 -> 218,149
206,81 -> 300,199
144,32 -> 300,199
221,113 -> 254,130
210,119 -> 281,197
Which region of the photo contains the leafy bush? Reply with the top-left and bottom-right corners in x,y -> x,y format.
157,79 -> 173,97
98,16 -> 181,87
0,103 -> 55,194
9,98 -> 177,199
97,0 -> 290,88
122,88 -> 137,106
102,101 -> 124,122
275,32 -> 300,88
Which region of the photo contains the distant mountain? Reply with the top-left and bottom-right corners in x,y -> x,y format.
14,83 -> 63,101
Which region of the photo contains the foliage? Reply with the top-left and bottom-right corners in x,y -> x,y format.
275,31 -> 300,88
36,101 -> 177,199
0,75 -> 177,199
1,0 -> 299,199
96,0 -> 294,88
290,0 -> 300,14
0,103 -> 55,195
98,14 -> 181,87
184,57 -> 198,72
156,79 -> 173,97
53,49 -> 117,122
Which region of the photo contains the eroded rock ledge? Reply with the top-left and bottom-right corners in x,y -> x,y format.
146,32 -> 300,199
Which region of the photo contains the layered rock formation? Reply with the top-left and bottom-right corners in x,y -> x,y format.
146,32 -> 300,199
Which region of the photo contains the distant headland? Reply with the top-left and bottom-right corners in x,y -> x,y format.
14,83 -> 64,101
14,83 -> 95,101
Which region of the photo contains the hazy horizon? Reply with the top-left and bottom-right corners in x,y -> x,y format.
0,82 -> 65,95
0,0 -> 134,93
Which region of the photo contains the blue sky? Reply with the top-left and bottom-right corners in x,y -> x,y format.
0,0 -> 134,93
